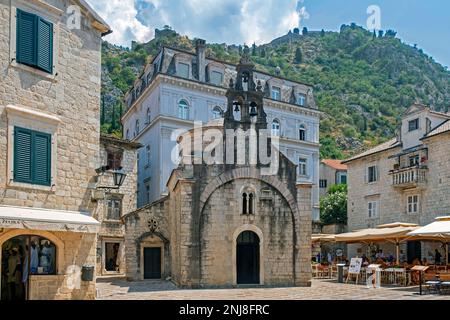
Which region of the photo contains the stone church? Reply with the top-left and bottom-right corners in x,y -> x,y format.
122,49 -> 312,288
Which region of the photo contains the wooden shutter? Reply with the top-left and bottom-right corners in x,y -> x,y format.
32,131 -> 51,185
14,127 -> 33,183
16,9 -> 37,67
36,17 -> 53,73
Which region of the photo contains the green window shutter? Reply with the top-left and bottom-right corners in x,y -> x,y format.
16,9 -> 37,67
32,131 -> 51,185
14,127 -> 33,183
36,17 -> 53,73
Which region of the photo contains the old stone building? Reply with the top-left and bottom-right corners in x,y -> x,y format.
94,134 -> 141,277
344,104 -> 450,262
0,0 -> 110,300
122,37 -> 321,224
319,159 -> 347,198
123,50 -> 312,288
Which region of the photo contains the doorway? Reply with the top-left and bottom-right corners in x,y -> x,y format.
143,247 -> 161,279
407,241 -> 422,264
1,235 -> 56,301
236,231 -> 260,284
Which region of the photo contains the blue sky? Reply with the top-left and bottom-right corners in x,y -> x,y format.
87,0 -> 450,67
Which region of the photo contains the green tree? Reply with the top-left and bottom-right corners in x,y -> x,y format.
252,43 -> 257,56
294,47 -> 302,64
302,27 -> 308,36
320,184 -> 348,225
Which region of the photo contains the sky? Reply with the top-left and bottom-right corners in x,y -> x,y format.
86,0 -> 450,68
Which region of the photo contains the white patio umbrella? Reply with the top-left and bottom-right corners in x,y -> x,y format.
408,216 -> 450,265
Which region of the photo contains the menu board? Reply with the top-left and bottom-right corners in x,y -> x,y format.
348,258 -> 363,274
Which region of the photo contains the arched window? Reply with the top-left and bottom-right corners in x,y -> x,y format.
242,193 -> 248,215
146,108 -> 151,124
178,100 -> 189,120
125,129 -> 130,140
135,119 -> 140,137
271,119 -> 280,137
299,124 -> 306,141
242,189 -> 255,215
212,106 -> 223,119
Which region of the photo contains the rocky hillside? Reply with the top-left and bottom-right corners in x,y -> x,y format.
100,25 -> 450,159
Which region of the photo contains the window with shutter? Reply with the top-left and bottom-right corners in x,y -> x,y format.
13,127 -> 51,186
16,9 -> 53,74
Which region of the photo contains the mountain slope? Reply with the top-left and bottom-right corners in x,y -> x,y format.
100,25 -> 450,159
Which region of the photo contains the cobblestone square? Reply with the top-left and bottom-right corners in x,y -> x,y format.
96,278 -> 450,300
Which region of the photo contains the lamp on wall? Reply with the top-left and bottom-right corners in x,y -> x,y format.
95,166 -> 127,193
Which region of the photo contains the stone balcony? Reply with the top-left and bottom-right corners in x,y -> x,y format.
389,166 -> 428,189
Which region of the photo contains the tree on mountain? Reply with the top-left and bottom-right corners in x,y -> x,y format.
372,30 -> 376,40
260,48 -> 266,58
294,47 -> 303,64
302,27 -> 308,36
321,29 -> 325,37
252,43 -> 257,56
378,30 -> 384,38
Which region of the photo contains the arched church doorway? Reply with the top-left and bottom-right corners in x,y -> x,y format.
236,231 -> 260,284
1,235 -> 57,301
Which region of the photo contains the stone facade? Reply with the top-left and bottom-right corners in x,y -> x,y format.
0,0 -> 110,300
123,51 -> 312,288
94,135 -> 140,277
121,40 -> 321,223
345,104 -> 450,261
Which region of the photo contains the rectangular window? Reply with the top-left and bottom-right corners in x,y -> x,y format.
177,62 -> 190,78
16,9 -> 53,74
338,172 -> 347,184
271,87 -> 281,101
407,195 -> 419,214
106,198 -> 122,220
319,179 -> 328,189
298,158 -> 307,176
367,166 -> 378,183
297,94 -> 306,106
368,201 -> 378,218
408,118 -> 419,132
145,184 -> 151,203
14,127 -> 51,186
210,71 -> 223,86
107,151 -> 123,170
409,155 -> 420,167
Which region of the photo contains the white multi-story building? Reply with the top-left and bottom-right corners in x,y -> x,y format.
122,40 -> 321,222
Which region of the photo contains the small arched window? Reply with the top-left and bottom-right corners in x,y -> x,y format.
271,119 -> 280,137
135,119 -> 140,137
299,124 -> 306,141
242,189 -> 255,215
125,129 -> 130,140
212,106 -> 223,119
178,100 -> 189,120
146,108 -> 151,124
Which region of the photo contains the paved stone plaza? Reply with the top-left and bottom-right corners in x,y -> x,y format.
96,278 -> 450,300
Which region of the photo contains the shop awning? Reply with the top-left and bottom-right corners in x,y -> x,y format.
408,216 -> 450,239
312,234 -> 336,243
334,223 -> 420,244
0,205 -> 100,233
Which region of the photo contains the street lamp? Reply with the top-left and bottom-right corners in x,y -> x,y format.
113,168 -> 126,188
95,166 -> 127,192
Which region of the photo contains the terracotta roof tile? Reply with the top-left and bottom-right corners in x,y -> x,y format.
321,159 -> 347,170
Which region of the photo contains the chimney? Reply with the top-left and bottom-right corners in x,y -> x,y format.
195,39 -> 206,82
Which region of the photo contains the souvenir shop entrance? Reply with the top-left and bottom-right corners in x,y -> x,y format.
1,235 -> 56,301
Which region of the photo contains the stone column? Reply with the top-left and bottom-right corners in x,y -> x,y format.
295,183 -> 313,286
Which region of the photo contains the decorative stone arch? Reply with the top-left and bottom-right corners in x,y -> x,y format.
197,168 -> 300,285
199,169 -> 299,218
231,224 -> 264,285
135,231 -> 170,280
0,229 -> 65,275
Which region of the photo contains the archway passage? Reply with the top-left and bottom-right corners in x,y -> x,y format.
1,235 -> 56,301
236,231 -> 260,284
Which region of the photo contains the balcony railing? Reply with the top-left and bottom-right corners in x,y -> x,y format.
390,166 -> 427,188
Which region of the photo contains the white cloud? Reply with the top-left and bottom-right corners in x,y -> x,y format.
86,0 -> 153,46
87,0 -> 305,47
